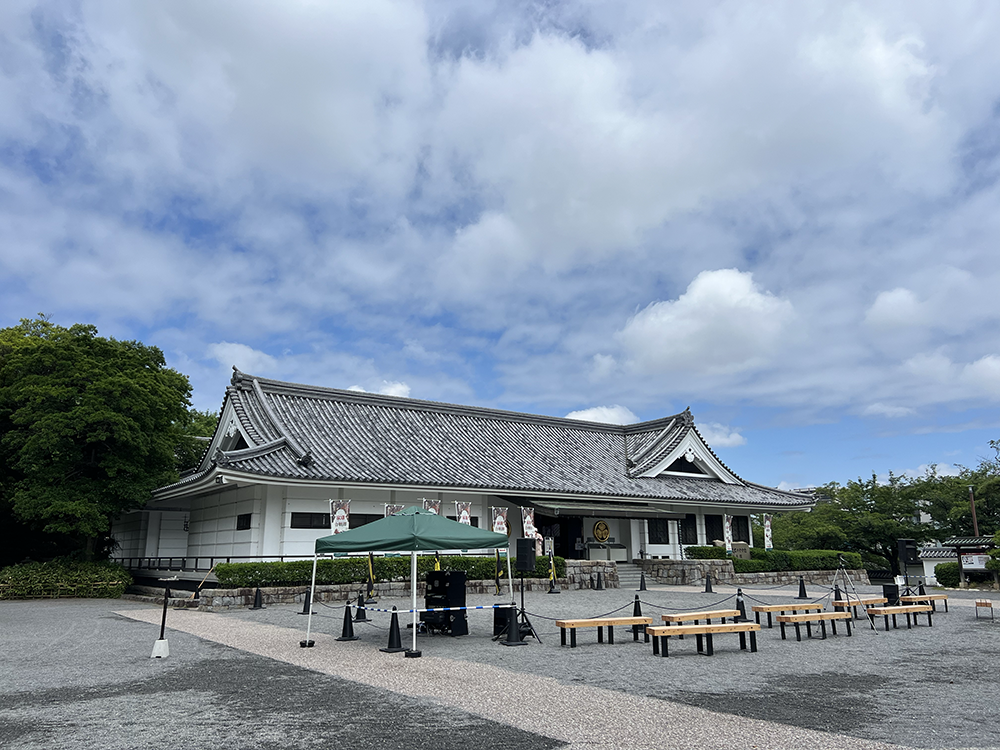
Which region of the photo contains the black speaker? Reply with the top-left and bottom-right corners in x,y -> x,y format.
882,583 -> 900,606
421,570 -> 467,635
516,538 -> 536,572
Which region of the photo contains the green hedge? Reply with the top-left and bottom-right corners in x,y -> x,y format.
934,562 -> 994,588
214,555 -> 566,588
684,547 -> 862,571
0,561 -> 132,600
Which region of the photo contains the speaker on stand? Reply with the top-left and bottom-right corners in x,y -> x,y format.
514,538 -> 540,643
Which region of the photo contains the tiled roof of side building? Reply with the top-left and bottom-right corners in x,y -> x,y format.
156,370 -> 812,508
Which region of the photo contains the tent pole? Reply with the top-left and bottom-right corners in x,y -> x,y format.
305,554 -> 318,644
411,551 -> 418,653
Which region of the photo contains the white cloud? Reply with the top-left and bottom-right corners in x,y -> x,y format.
616,269 -> 795,375
697,422 -> 747,448
565,405 -> 639,425
961,355 -> 1000,398
348,381 -> 412,398
862,402 -> 916,418
207,342 -> 277,374
865,288 -> 924,329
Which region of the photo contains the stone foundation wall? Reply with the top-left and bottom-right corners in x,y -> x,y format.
638,559 -> 870,587
194,559 -> 618,610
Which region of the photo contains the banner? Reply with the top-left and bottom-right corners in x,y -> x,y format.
330,499 -> 351,534
385,503 -> 404,517
521,506 -> 543,555
723,514 -> 733,556
455,501 -> 473,525
491,506 -> 509,535
422,497 -> 441,515
366,552 -> 376,600
763,514 -> 773,551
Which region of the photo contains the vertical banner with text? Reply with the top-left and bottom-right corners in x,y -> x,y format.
723,514 -> 733,556
455,501 -> 473,525
385,503 -> 404,517
422,497 -> 441,515
491,506 -> 509,535
763,514 -> 773,551
330,499 -> 351,534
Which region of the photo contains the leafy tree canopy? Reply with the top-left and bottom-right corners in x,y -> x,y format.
0,316 -> 192,560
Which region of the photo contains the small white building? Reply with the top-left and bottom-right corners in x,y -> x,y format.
113,369 -> 813,571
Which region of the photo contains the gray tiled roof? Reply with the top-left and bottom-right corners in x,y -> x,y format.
159,370 -> 812,509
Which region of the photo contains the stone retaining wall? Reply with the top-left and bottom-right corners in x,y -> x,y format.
193,559 -> 618,610
638,559 -> 870,587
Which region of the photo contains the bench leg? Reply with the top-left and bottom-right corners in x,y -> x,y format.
846,618 -> 852,636
905,613 -> 912,629
705,633 -> 714,656
644,628 -> 650,643
571,629 -> 577,648
739,631 -> 747,650
662,635 -> 669,658
794,623 -> 801,642
652,634 -> 659,655
944,600 -> 948,613
927,611 -> 933,627
755,611 -> 760,625
597,626 -> 603,644
820,621 -> 827,640
750,630 -> 757,653
767,612 -> 773,628
696,633 -> 704,653
608,626 -> 614,645
883,615 -> 890,631
831,619 -> 837,636
560,628 -> 566,647
779,622 -> 786,640
805,622 -> 812,639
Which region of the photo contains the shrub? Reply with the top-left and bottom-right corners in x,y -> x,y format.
0,561 -> 132,599
689,546 -> 860,571
934,562 -> 993,588
732,558 -> 772,573
214,554 -> 565,588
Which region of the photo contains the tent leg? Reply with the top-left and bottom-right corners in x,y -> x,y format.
406,551 -> 421,657
506,552 -> 515,603
301,555 -> 318,648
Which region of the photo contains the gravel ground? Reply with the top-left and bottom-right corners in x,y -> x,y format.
3,582 -> 998,750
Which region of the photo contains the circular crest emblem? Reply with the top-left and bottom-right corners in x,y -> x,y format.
593,520 -> 611,543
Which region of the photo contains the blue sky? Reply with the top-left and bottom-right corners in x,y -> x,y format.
3,1 -> 1000,490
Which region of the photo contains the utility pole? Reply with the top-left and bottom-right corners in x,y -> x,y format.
968,485 -> 980,537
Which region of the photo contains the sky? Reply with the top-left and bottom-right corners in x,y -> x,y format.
3,1 -> 1000,491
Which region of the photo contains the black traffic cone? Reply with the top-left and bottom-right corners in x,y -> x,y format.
918,580 -> 927,596
336,604 -> 359,641
736,588 -> 748,621
501,606 -> 526,647
703,573 -> 714,594
298,588 -> 315,615
796,576 -> 808,600
596,571 -> 604,590
354,590 -> 369,623
380,607 -> 406,653
249,586 -> 265,610
639,572 -> 647,591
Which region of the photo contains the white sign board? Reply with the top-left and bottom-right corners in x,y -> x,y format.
961,554 -> 989,571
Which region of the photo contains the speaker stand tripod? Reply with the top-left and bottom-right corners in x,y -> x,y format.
493,572 -> 541,644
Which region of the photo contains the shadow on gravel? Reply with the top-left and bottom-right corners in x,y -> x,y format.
672,672 -> 890,734
2,654 -> 565,750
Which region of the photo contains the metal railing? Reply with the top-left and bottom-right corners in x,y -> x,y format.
112,555 -> 317,572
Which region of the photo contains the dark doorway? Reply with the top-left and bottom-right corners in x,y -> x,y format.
536,514 -> 584,559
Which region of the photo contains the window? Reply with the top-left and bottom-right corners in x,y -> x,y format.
446,515 -> 480,528
648,518 -> 670,545
732,515 -> 750,544
290,512 -> 330,529
680,513 -> 698,545
705,514 -> 724,544
236,513 -> 252,531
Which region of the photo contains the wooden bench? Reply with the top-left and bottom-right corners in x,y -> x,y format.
867,604 -> 933,631
832,596 -> 888,618
899,594 -> 949,612
775,611 -> 853,641
975,599 -> 994,620
752,602 -> 825,628
556,616 -> 653,648
646,622 -> 760,657
660,609 -> 741,640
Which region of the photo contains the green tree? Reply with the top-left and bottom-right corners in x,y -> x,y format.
770,473 -> 928,574
175,407 -> 219,471
0,316 -> 192,561
915,450 -> 1000,538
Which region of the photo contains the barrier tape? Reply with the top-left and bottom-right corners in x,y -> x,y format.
350,603 -> 516,615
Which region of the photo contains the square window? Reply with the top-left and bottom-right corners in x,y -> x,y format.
236,513 -> 252,531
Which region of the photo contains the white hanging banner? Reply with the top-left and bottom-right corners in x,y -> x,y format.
422,497 -> 441,515
385,503 -> 404,517
491,506 -> 509,535
763,514 -> 773,551
521,506 -> 543,554
723,514 -> 733,556
330,499 -> 351,534
456,501 -> 473,525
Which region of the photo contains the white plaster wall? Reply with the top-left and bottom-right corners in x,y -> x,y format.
187,485 -> 261,560
111,512 -> 146,559
157,511 -> 189,558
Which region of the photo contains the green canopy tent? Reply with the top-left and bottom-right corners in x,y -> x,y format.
304,507 -> 512,656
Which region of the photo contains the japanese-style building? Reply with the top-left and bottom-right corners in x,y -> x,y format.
112,369 -> 814,567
